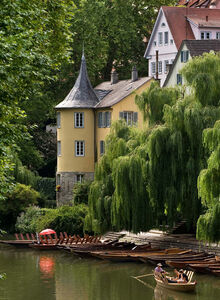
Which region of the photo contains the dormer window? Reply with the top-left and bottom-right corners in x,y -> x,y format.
201,31 -> 211,40
161,22 -> 166,27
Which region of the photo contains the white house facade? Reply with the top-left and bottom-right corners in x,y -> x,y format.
144,6 -> 220,86
164,39 -> 220,87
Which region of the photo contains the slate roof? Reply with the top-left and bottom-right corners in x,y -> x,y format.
163,39 -> 220,86
55,54 -> 99,109
94,77 -> 151,108
184,39 -> 220,56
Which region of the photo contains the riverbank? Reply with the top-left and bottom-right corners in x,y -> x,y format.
106,230 -> 220,256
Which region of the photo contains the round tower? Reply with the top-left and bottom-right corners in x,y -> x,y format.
55,54 -> 99,205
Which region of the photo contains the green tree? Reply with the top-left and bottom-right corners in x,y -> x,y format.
70,0 -> 176,85
0,0 -> 74,199
197,120 -> 220,243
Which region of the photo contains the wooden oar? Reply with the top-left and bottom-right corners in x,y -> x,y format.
131,273 -> 154,279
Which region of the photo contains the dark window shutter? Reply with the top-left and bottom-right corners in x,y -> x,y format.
108,112 -> 111,127
181,51 -> 183,63
186,51 -> 189,62
133,112 -> 138,124
98,112 -> 101,127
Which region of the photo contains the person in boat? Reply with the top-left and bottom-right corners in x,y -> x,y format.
154,263 -> 168,282
154,263 -> 165,274
177,269 -> 188,283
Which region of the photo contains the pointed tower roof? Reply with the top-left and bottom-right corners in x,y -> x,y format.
56,54 -> 99,109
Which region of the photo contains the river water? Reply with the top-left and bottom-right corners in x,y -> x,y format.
0,245 -> 219,300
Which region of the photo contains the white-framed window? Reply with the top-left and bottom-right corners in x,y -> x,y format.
170,39 -> 174,44
158,32 -> 163,45
74,112 -> 84,128
76,174 -> 84,183
57,141 -> 61,156
158,61 -> 162,74
177,74 -> 182,85
201,31 -> 211,40
216,32 -> 220,39
98,111 -> 111,128
119,111 -> 138,126
164,32 -> 169,45
164,60 -> 169,74
181,50 -> 189,63
57,112 -> 61,129
100,140 -> 105,156
151,62 -> 156,75
75,141 -> 85,156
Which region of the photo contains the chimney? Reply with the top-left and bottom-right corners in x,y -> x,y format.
131,66 -> 138,82
111,68 -> 118,84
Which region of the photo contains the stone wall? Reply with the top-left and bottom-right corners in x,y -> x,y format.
56,172 -> 94,206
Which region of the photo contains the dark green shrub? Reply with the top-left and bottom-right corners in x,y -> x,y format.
73,180 -> 91,204
0,183 -> 40,231
15,206 -> 42,233
35,204 -> 89,235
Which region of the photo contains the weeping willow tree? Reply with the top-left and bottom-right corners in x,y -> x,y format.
197,120 -> 220,243
86,52 -> 220,235
85,121 -> 152,233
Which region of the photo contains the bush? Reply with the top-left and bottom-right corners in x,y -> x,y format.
73,180 -> 91,204
0,183 -> 40,231
15,206 -> 42,233
35,204 -> 89,235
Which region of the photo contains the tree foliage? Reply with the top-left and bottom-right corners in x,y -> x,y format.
197,120 -> 220,242
87,52 -> 220,238
70,0 -> 176,84
0,0 -> 74,200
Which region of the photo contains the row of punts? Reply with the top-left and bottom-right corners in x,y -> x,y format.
1,232 -> 220,277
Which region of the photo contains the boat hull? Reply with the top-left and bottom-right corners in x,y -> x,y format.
155,277 -> 196,292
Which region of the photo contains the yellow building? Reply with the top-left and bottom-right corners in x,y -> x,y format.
55,55 -> 152,205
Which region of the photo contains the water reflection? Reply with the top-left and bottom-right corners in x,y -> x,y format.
154,286 -> 196,300
39,256 -> 55,279
0,246 -> 219,300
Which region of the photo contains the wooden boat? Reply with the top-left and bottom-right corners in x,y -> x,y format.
210,270 -> 220,277
0,240 -> 33,247
90,248 -> 186,262
166,256 -> 215,268
154,270 -> 197,292
29,243 -> 58,250
140,251 -> 206,265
